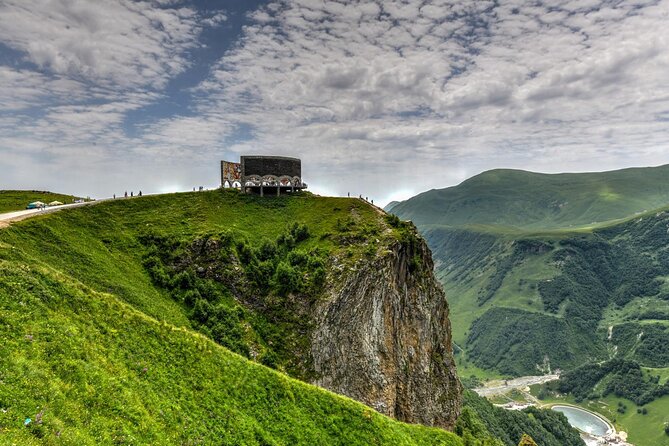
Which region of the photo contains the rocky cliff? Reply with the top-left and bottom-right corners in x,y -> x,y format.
312,223 -> 462,429
140,200 -> 462,430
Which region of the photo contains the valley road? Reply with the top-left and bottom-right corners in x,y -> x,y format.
473,374 -> 560,397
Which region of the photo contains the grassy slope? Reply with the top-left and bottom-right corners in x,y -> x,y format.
0,191 -> 465,445
0,191 -> 82,213
391,165 -> 669,230
443,208 -> 669,362
442,247 -> 559,349
426,225 -> 569,350
0,260 -> 461,446
0,191 -> 382,327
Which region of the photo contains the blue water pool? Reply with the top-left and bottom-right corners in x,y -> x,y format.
552,405 -> 611,436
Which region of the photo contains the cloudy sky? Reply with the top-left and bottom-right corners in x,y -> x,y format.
1,0 -> 668,205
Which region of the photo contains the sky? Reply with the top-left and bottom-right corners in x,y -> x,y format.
1,0 -> 668,206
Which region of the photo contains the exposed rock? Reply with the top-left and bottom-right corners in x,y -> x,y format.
149,220 -> 462,430
311,227 -> 462,429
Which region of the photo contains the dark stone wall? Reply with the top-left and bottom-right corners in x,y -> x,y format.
242,156 -> 301,178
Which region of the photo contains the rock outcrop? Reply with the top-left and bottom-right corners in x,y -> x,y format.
147,215 -> 462,430
311,225 -> 462,429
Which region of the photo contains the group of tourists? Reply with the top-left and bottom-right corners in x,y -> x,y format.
347,192 -> 374,205
113,191 -> 142,199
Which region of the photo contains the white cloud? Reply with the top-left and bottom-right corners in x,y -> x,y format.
186,0 -> 669,205
0,0 -> 202,89
1,0 -> 669,205
0,66 -> 88,110
202,11 -> 228,27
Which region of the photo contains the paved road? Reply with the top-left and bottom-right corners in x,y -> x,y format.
0,200 -> 105,228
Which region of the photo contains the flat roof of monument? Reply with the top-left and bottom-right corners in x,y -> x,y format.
241,155 -> 301,162
239,155 -> 301,161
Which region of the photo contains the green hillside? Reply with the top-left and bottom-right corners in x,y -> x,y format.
389,166 -> 669,445
0,190 -> 83,213
0,190 -> 583,445
0,258 -> 463,445
390,165 -> 669,230
423,209 -> 669,376
0,191 -> 397,380
0,191 -> 461,445
426,219 -> 669,445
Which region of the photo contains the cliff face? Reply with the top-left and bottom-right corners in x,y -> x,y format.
311,225 -> 462,429
141,207 -> 462,430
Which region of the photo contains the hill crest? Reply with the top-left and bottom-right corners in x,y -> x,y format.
389,164 -> 669,230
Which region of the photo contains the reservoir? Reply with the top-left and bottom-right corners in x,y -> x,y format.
552,405 -> 611,436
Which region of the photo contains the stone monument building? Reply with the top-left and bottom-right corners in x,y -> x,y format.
221,155 -> 307,196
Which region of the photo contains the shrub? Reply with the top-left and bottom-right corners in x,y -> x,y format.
192,298 -> 212,323
311,267 -> 326,292
289,222 -> 310,242
236,240 -> 256,264
171,270 -> 195,290
277,234 -> 295,250
385,213 -> 402,228
273,261 -> 300,296
257,238 -> 277,261
287,250 -> 308,267
182,289 -> 202,307
147,264 -> 170,287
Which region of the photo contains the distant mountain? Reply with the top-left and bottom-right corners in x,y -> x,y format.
389,166 -> 669,375
423,209 -> 669,446
384,200 -> 400,212
390,165 -> 669,230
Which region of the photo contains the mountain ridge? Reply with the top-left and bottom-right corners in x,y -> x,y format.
389,164 -> 669,230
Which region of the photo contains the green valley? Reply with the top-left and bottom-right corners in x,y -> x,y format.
390,165 -> 669,446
